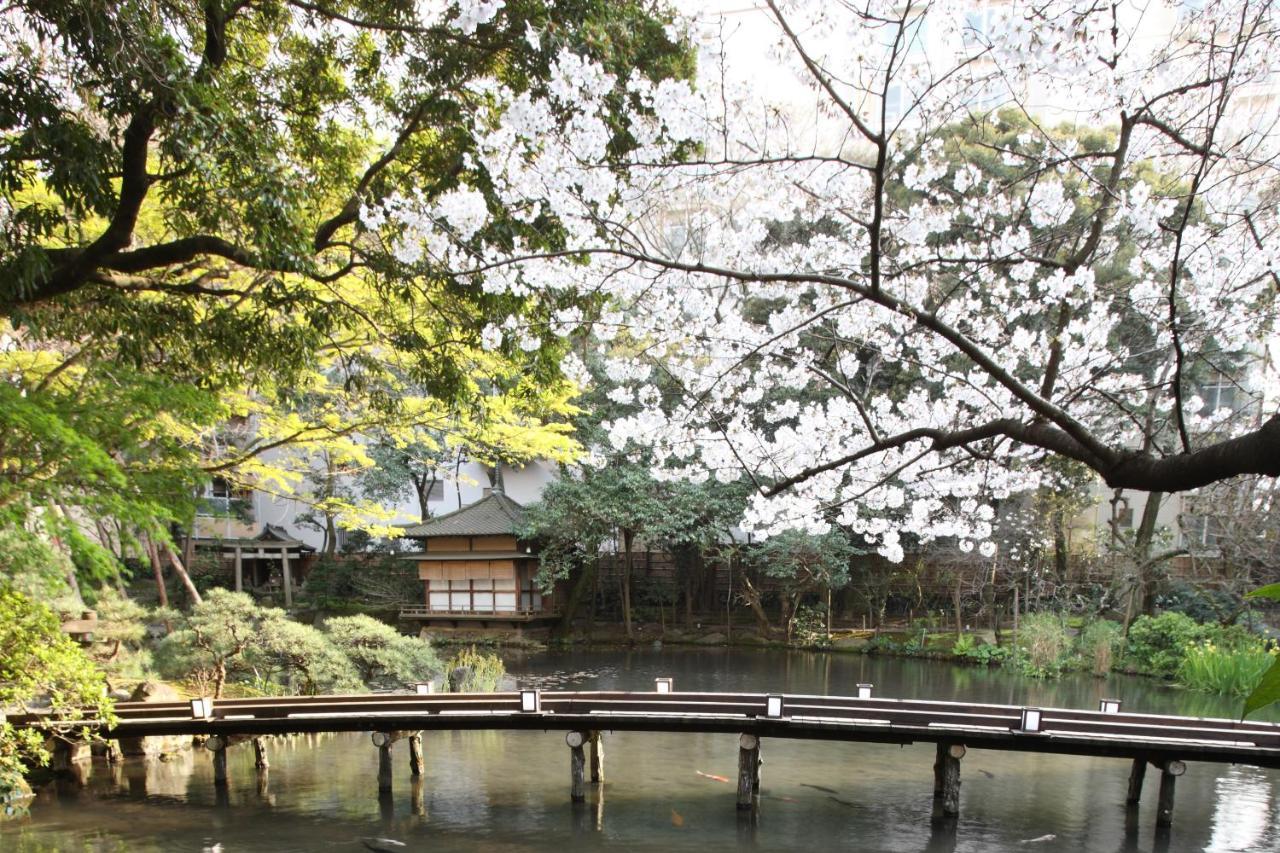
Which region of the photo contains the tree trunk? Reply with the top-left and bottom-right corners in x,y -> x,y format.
953,576 -> 963,636
412,472 -> 438,522
324,512 -> 338,557
740,574 -> 774,639
1053,508 -> 1070,581
1132,492 -> 1165,617
621,529 -> 634,640
555,555 -> 597,639
161,542 -> 203,605
145,536 -> 169,609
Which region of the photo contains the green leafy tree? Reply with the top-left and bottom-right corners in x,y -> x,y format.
322,614 -> 440,690
0,586 -> 112,796
522,461 -> 667,639
154,589 -> 279,698
748,531 -> 857,643
251,619 -> 363,696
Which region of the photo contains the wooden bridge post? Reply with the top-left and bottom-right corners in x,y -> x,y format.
253,737 -> 269,770
589,730 -> 604,784
1126,757 -> 1147,804
205,734 -> 229,787
567,730 -> 587,803
932,742 -> 964,818
372,732 -> 396,792
411,775 -> 427,817
737,733 -> 761,811
1154,759 -> 1185,827
409,732 -> 425,777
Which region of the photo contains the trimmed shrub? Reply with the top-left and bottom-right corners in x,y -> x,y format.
1125,612 -> 1209,677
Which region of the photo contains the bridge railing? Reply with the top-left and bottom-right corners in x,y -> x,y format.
11,690 -> 1275,752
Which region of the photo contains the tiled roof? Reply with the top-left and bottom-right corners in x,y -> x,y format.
401,491 -> 526,538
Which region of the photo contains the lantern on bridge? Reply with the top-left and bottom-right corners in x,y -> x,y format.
1099,698 -> 1122,714
654,677 -> 674,693
520,689 -> 542,713
1018,707 -> 1043,733
856,683 -> 873,699
189,697 -> 214,720
765,694 -> 785,719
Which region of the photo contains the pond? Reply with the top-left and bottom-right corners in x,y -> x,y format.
3,648 -> 1278,852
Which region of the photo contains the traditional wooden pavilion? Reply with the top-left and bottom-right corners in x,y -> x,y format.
399,490 -> 557,625
192,524 -> 315,607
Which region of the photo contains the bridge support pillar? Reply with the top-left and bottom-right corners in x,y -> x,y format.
1154,759 -> 1184,827
933,742 -> 964,818
409,732 -> 425,777
589,730 -> 604,784
737,733 -> 761,811
253,737 -> 269,770
205,735 -> 229,787
567,730 -> 587,803
50,737 -> 92,772
1126,758 -> 1147,804
372,732 -> 401,792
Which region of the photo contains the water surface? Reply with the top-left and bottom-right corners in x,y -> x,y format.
4,648 -> 1279,852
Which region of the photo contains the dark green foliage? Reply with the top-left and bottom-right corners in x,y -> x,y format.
1125,612 -> 1210,677
0,586 -> 112,795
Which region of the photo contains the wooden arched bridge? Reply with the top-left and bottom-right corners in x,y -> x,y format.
15,688 -> 1280,830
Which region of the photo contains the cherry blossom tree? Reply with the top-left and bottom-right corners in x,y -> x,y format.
377,0 -> 1280,559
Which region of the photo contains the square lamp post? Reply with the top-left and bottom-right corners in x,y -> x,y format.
520,689 -> 542,713
1099,698 -> 1122,714
654,677 -> 674,693
189,697 -> 214,720
1018,707 -> 1043,733
856,683 -> 873,699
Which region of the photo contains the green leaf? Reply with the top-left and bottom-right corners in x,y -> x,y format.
1245,583 -> 1280,603
1243,656 -> 1280,718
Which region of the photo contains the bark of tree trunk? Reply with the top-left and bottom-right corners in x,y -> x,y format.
622,529 -> 634,640
554,556 -> 597,639
1132,492 -> 1165,617
1053,508 -> 1070,581
740,574 -> 774,639
145,536 -> 169,609
953,576 -> 963,636
161,542 -> 204,605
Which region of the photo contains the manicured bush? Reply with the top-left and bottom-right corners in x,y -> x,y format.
1125,612 -> 1209,677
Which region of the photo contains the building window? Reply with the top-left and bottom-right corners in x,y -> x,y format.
199,477 -> 254,519
425,575 -> 525,613
1180,513 -> 1224,551
1198,376 -> 1239,416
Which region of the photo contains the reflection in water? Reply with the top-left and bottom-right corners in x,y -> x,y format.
3,649 -> 1279,852
1206,765 -> 1273,851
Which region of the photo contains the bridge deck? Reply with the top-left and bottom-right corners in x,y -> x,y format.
14,691 -> 1280,768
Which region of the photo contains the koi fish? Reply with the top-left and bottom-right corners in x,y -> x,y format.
801,783 -> 840,795
671,808 -> 685,827
696,770 -> 730,783
1019,835 -> 1057,844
